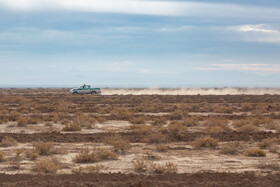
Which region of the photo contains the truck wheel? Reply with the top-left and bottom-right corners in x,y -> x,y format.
91,91 -> 97,95
73,92 -> 78,95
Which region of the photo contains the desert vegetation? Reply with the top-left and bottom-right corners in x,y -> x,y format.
0,89 -> 280,186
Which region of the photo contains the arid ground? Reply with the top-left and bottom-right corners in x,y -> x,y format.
1,88 -> 280,186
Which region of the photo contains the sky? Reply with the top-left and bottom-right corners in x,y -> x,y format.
0,0 -> 280,87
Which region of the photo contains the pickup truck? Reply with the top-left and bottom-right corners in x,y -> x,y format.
70,85 -> 101,95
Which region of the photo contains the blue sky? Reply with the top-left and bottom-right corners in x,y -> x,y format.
0,0 -> 280,87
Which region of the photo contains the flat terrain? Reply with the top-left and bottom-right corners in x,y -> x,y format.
1,88 -> 280,186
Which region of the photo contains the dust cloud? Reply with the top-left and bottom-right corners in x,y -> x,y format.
101,88 -> 280,95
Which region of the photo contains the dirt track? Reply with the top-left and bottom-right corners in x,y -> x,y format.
1,172 -> 280,187
1,131 -> 279,143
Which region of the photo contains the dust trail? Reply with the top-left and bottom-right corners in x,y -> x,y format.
101,88 -> 280,95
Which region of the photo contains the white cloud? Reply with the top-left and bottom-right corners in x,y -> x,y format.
210,64 -> 280,74
0,0 -> 280,18
229,24 -> 280,43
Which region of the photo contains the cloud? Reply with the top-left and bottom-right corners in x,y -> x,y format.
0,0 -> 280,18
210,64 -> 280,74
229,24 -> 280,43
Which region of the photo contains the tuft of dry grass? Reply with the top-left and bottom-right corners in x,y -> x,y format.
132,159 -> 149,173
34,142 -> 53,155
156,144 -> 168,152
220,142 -> 242,155
73,147 -> 118,163
62,122 -> 82,131
105,135 -> 131,153
258,138 -> 279,148
167,121 -> 188,140
132,159 -> 178,174
237,124 -> 260,133
129,124 -> 152,134
144,132 -> 168,144
34,158 -> 60,174
72,164 -> 109,174
0,137 -> 18,147
16,116 -> 28,126
0,151 -> 5,162
25,149 -> 39,160
192,136 -> 218,148
149,162 -> 178,174
245,148 -> 266,157
129,117 -> 147,124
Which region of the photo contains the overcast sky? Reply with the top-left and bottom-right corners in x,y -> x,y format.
0,0 -> 280,87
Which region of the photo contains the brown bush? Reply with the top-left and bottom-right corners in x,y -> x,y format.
232,120 -> 247,128
156,144 -> 168,152
0,151 -> 5,162
129,117 -> 147,124
167,121 -> 188,140
25,149 -> 39,160
132,159 -> 149,173
72,164 -> 108,174
62,122 -> 82,131
111,108 -> 134,120
105,135 -> 131,153
34,158 -> 60,174
152,117 -> 167,126
220,142 -> 242,155
0,137 -> 18,147
245,148 -> 266,157
73,147 -> 118,163
129,124 -> 152,134
237,124 -> 260,133
16,116 -> 28,126
34,142 -> 53,155
192,136 -> 218,148
144,132 -> 168,144
258,138 -> 279,148
149,162 -> 178,174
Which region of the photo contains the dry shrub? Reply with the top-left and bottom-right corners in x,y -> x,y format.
72,164 -> 108,174
220,142 -> 242,155
25,149 -> 39,160
34,158 -> 60,174
62,122 -> 82,131
237,124 -> 260,133
245,148 -> 266,157
106,135 -> 131,153
170,109 -> 187,120
167,121 -> 188,140
183,116 -> 200,126
132,159 -> 178,174
149,162 -> 178,174
111,108 -> 134,120
73,147 -> 118,163
152,117 -> 167,126
258,138 -> 279,148
268,145 -> 279,153
16,116 -> 38,126
129,117 -> 147,124
0,137 -> 18,147
96,117 -> 107,124
132,159 -> 149,173
232,119 -> 248,128
129,124 -> 152,134
156,144 -> 168,152
144,132 -> 168,144
0,151 -> 5,162
16,116 -> 28,126
34,142 -> 53,155
192,136 -> 218,148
